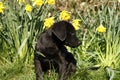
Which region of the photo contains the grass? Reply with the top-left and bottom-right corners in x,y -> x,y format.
0,58 -> 35,80
0,0 -> 120,80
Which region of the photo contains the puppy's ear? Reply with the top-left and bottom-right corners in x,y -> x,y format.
52,21 -> 67,41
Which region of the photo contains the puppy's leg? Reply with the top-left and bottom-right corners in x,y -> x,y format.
55,52 -> 67,80
34,54 -> 44,80
58,63 -> 66,80
65,52 -> 77,76
67,62 -> 76,75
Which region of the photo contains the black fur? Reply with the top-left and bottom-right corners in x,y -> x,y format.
34,21 -> 81,80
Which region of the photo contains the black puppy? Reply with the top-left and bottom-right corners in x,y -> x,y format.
34,21 -> 81,80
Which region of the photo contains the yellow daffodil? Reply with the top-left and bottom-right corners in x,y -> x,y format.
59,10 -> 71,21
96,24 -> 106,33
45,0 -> 55,5
17,0 -> 25,4
25,4 -> 32,12
0,2 -> 5,14
72,19 -> 81,30
44,17 -> 54,29
33,0 -> 43,7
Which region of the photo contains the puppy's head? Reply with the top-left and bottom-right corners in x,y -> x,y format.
52,21 -> 81,48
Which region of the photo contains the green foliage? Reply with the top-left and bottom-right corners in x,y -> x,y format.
0,57 -> 35,80
75,1 -> 120,79
0,0 -> 56,63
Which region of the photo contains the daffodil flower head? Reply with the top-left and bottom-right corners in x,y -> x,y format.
0,2 -> 5,14
45,0 -> 55,5
96,24 -> 106,33
33,0 -> 43,7
44,17 -> 55,29
25,4 -> 32,12
72,19 -> 81,30
59,10 -> 71,21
